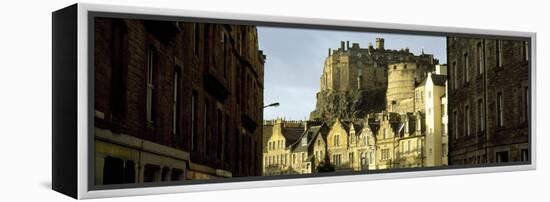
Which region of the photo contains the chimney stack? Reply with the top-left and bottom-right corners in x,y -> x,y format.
340,41 -> 345,51
346,41 -> 350,50
328,48 -> 332,56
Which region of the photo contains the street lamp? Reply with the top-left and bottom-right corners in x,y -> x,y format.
263,102 -> 280,108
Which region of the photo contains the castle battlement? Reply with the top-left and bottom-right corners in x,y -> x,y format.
311,39 -> 439,122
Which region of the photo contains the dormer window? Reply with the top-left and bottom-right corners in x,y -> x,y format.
301,137 -> 307,146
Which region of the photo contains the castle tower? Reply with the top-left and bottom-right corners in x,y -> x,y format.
386,62 -> 419,113
311,39 -> 438,121
376,38 -> 385,50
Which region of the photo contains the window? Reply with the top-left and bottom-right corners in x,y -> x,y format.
333,154 -> 341,166
369,152 -> 373,164
442,103 -> 447,116
463,52 -> 469,83
523,41 -> 529,61
524,87 -> 529,123
521,149 -> 529,162
146,48 -> 156,124
191,91 -> 198,151
496,151 -> 509,163
477,42 -> 484,75
103,156 -> 124,184
349,153 -> 354,167
381,149 -> 390,160
110,20 -> 127,115
293,154 -> 296,164
334,134 -> 339,146
301,153 -> 305,161
407,140 -> 411,152
453,111 -> 458,139
301,137 -> 307,146
496,40 -> 503,67
171,169 -> 183,181
465,105 -> 470,136
452,61 -> 457,90
497,92 -> 504,127
222,32 -> 228,80
143,164 -> 160,183
478,99 -> 484,132
204,102 -> 209,155
383,128 -> 387,139
224,114 -> 230,157
194,24 -> 200,55
161,167 -> 170,182
172,70 -> 180,136
217,109 -> 223,158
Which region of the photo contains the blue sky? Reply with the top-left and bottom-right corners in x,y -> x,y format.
258,26 -> 446,121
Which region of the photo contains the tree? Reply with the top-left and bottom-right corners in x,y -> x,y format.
316,156 -> 336,173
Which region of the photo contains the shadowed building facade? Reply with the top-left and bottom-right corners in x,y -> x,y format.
447,37 -> 530,165
94,18 -> 265,184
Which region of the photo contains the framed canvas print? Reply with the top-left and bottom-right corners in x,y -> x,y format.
52,3 -> 536,199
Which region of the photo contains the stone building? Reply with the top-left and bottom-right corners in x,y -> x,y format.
387,62 -> 432,113
447,37 -> 530,165
94,18 -> 265,184
310,39 -> 438,121
262,119 -> 305,175
441,92 -> 449,165
290,123 -> 330,174
417,73 -> 448,166
262,119 -> 329,175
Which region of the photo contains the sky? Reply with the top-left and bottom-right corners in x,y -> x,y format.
258,26 -> 446,121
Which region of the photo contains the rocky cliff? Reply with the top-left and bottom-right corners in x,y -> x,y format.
309,89 -> 386,121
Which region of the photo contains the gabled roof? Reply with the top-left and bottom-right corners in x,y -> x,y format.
431,74 -> 447,86
349,122 -> 364,136
283,127 -> 305,147
416,73 -> 447,87
290,123 -> 329,153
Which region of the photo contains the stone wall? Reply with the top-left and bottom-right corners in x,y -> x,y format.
447,37 -> 530,165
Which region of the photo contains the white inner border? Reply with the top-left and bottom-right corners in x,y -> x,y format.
76,3 -> 537,199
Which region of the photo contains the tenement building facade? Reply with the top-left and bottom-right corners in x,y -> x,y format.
447,37 -> 530,165
94,18 -> 265,184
